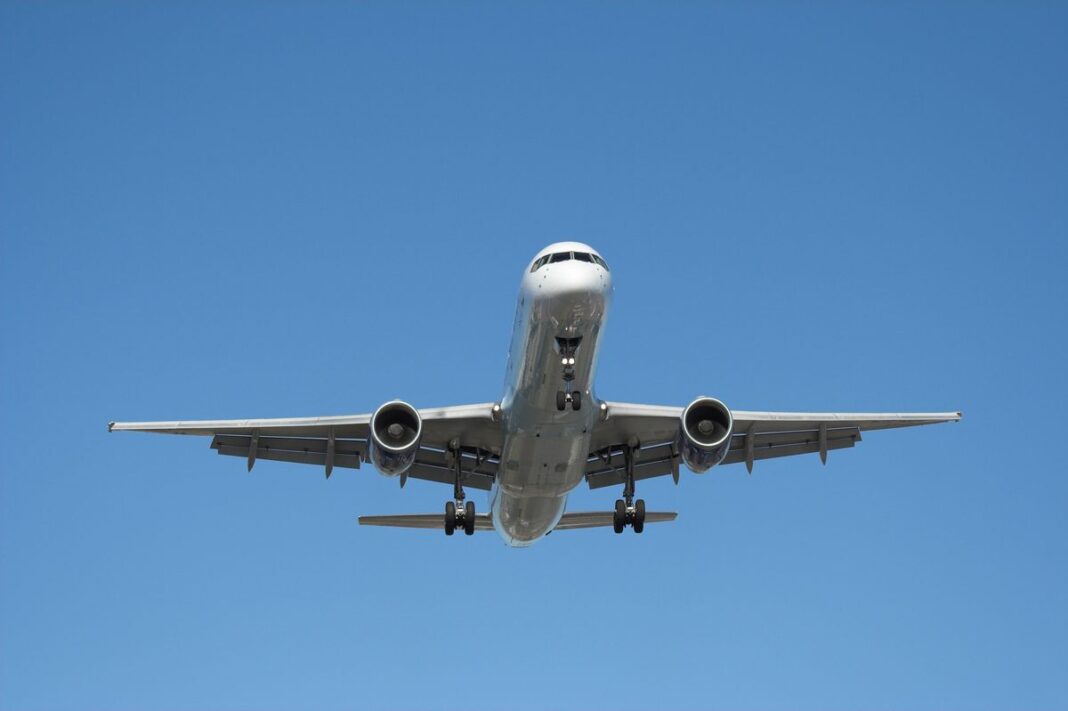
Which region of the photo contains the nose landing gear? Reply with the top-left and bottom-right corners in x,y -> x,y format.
555,337 -> 583,412
556,390 -> 582,411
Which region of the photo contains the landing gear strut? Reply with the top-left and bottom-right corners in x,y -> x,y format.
443,440 -> 476,536
555,337 -> 583,412
613,444 -> 646,534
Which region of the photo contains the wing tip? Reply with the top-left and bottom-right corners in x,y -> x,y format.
107,421 -> 115,432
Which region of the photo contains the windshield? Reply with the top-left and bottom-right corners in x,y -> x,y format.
530,251 -> 610,272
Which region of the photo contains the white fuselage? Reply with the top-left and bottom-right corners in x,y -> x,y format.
490,244 -> 613,546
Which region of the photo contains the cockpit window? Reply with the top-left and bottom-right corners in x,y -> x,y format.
531,251 -> 608,272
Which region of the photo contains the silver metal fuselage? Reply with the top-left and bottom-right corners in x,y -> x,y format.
491,244 -> 613,546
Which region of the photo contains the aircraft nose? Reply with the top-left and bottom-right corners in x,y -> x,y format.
544,261 -> 610,300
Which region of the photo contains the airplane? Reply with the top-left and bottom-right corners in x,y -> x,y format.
109,242 -> 961,547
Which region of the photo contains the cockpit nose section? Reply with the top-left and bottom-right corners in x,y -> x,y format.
549,260 -> 607,300
524,242 -> 612,333
529,242 -> 610,274
528,244 -> 612,297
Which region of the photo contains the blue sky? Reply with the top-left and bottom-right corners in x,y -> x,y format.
1,2 -> 1065,709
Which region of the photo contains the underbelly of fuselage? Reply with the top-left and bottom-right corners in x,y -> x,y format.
491,422 -> 594,545
491,254 -> 611,546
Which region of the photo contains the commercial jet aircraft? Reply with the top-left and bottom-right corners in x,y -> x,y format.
110,242 -> 961,546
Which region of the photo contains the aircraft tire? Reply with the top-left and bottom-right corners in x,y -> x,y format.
445,501 -> 456,536
464,501 -> 476,536
613,499 -> 626,534
571,391 -> 581,411
633,499 -> 646,534
556,391 -> 566,411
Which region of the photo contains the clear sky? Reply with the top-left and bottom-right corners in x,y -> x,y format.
1,3 -> 1065,710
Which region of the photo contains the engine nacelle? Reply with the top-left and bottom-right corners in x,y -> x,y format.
676,397 -> 734,473
368,400 -> 422,477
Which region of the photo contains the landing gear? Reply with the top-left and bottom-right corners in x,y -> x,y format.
556,337 -> 581,382
442,495 -> 476,533
443,440 -> 476,536
444,500 -> 456,536
613,499 -> 626,533
443,499 -> 476,536
554,337 -> 583,412
555,390 -> 582,411
464,501 -> 476,536
612,443 -> 647,534
612,497 -> 646,533
615,497 -> 645,531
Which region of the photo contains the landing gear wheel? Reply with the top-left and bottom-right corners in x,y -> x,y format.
444,501 -> 456,535
556,391 -> 566,411
571,391 -> 581,411
633,499 -> 646,534
613,499 -> 626,534
464,501 -> 476,535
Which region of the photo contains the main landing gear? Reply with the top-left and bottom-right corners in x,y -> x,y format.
555,336 -> 582,412
444,499 -> 475,536
443,440 -> 475,536
612,444 -> 646,534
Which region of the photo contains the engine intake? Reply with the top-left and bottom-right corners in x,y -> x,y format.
676,397 -> 734,473
369,400 -> 422,476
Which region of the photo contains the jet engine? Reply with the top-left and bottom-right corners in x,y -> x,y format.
368,400 -> 422,476
676,397 -> 734,473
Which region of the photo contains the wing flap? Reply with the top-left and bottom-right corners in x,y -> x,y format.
212,434 -> 364,456
406,462 -> 495,491
210,434 -> 497,489
586,444 -> 678,490
212,434 -> 366,470
729,426 -> 860,449
411,447 -> 500,478
721,431 -> 859,466
214,443 -> 364,470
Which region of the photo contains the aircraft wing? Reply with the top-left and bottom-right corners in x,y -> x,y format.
585,402 -> 961,489
108,403 -> 503,489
